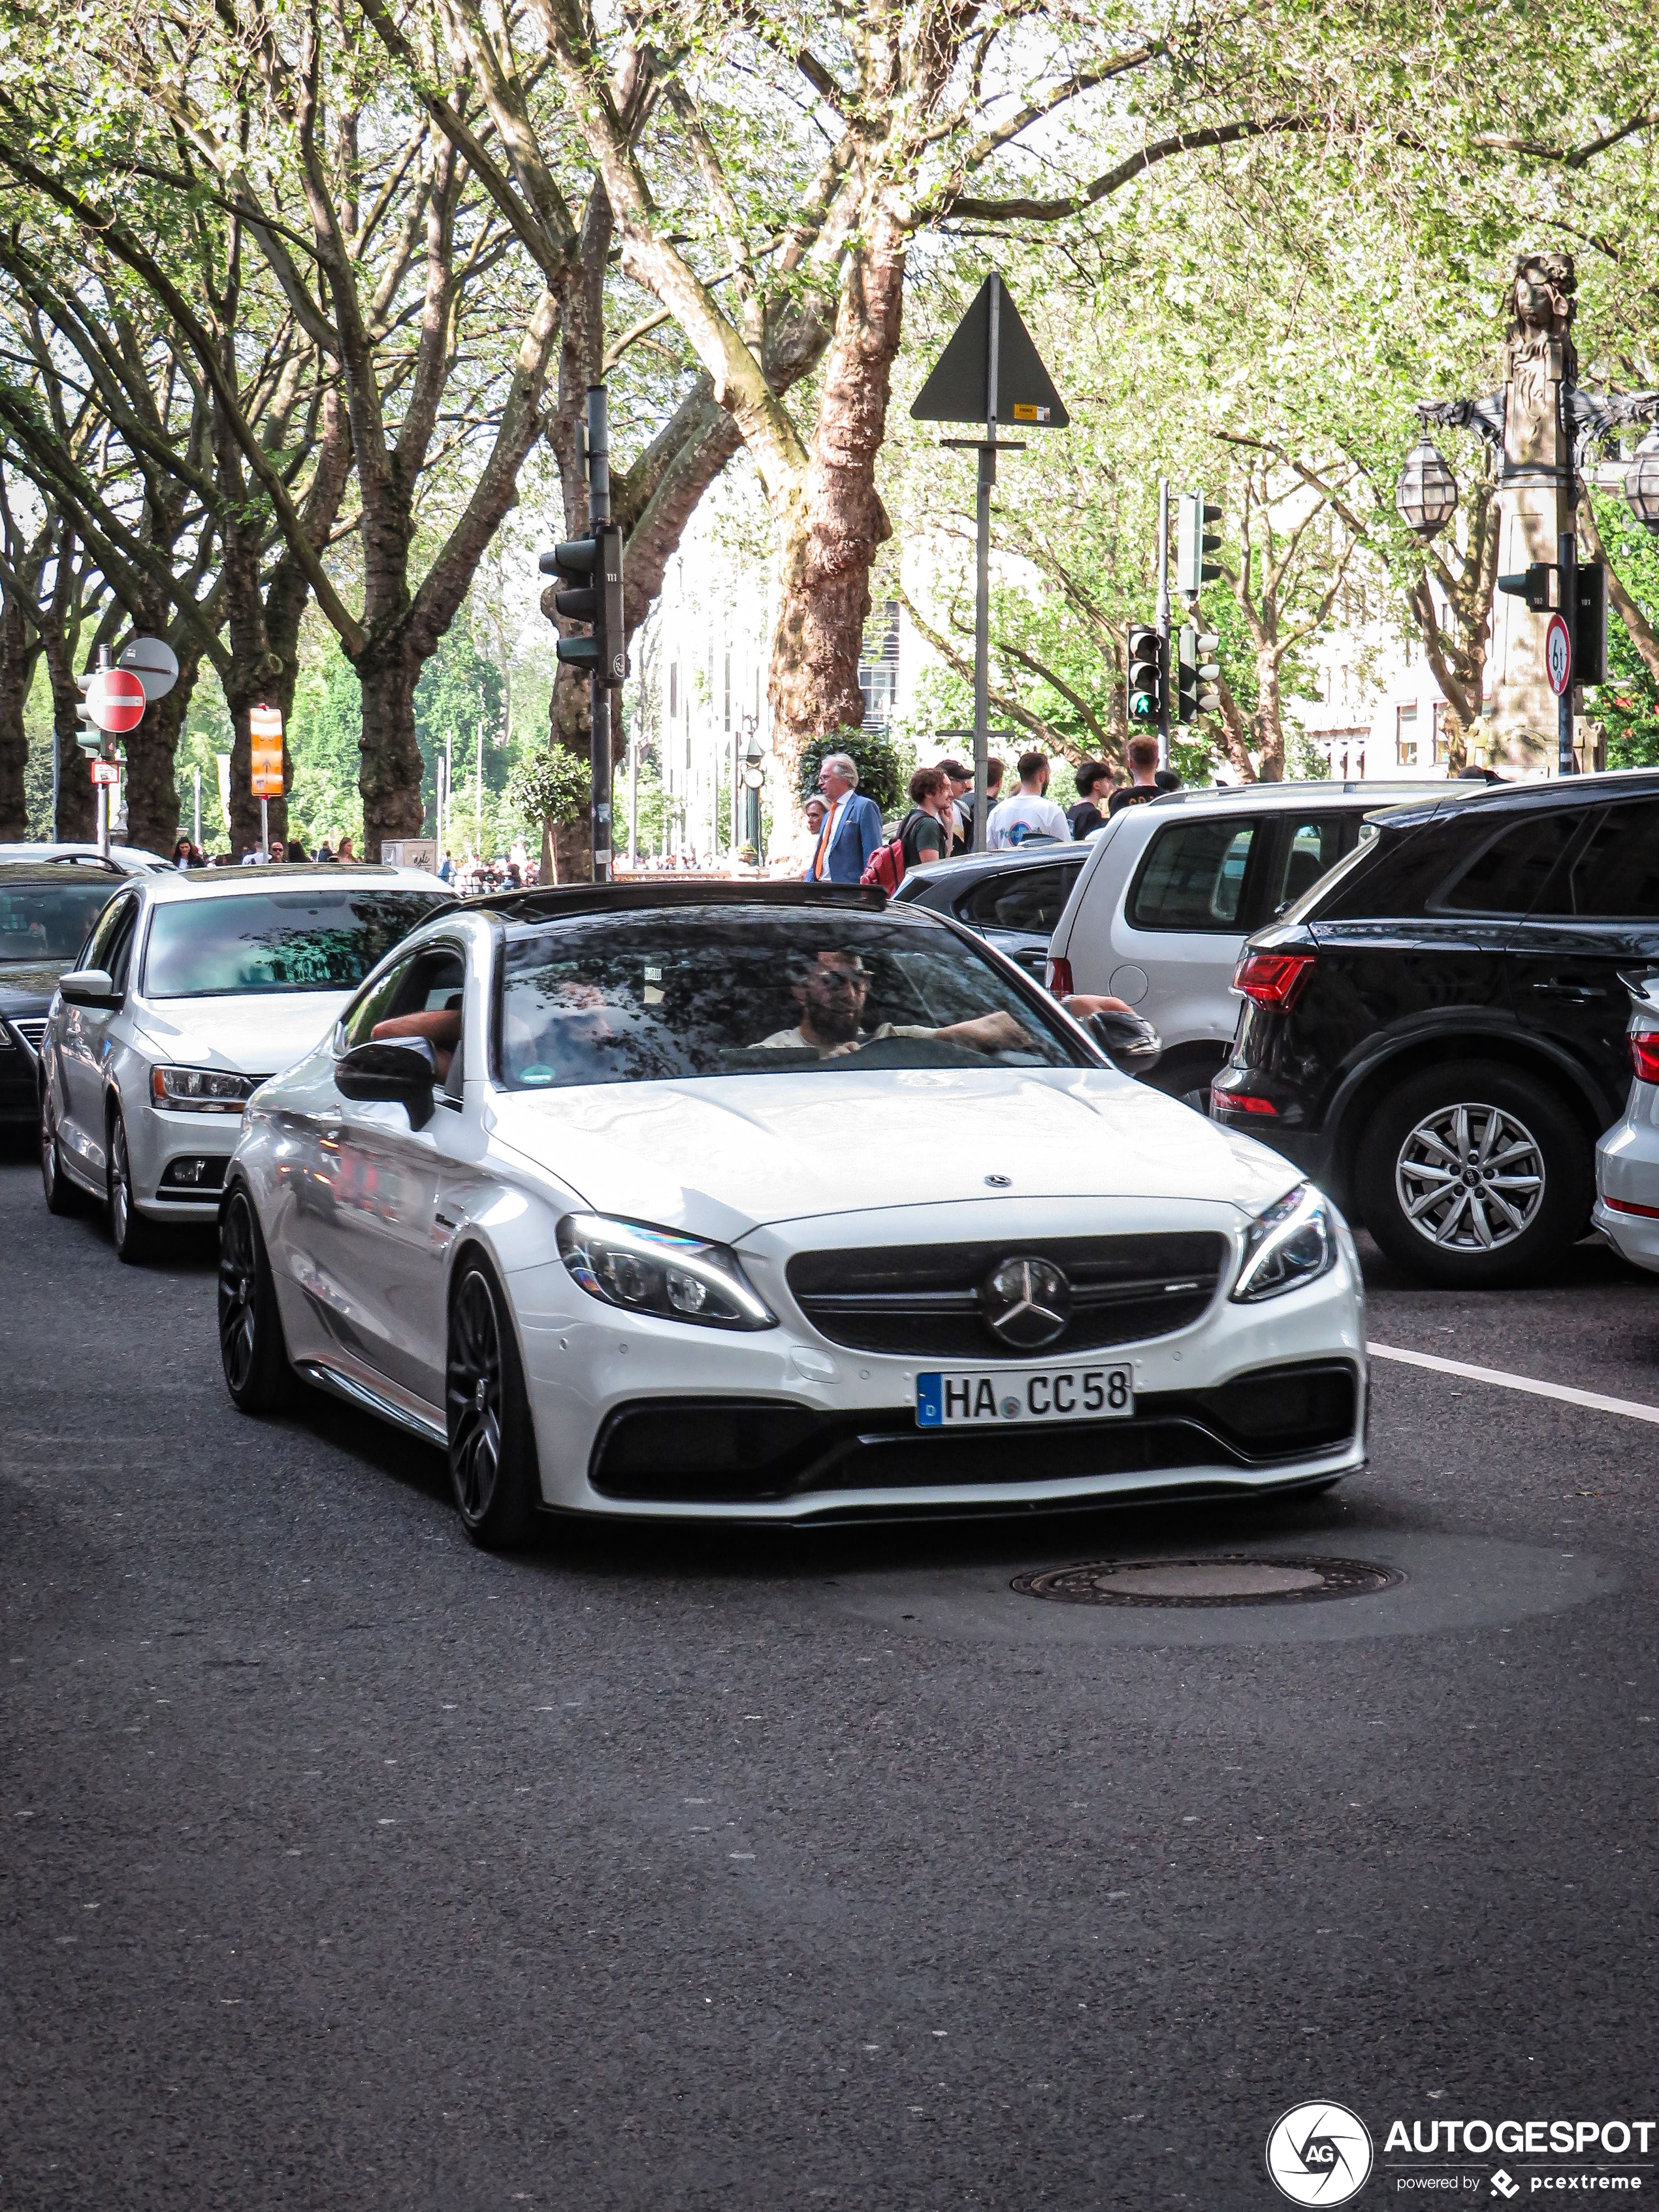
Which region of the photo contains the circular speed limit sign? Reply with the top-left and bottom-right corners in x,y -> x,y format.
1545,612 -> 1573,696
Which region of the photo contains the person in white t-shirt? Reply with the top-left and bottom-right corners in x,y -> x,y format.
986,751 -> 1070,849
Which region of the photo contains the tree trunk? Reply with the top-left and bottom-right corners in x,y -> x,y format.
125,654 -> 201,855
0,585 -> 33,838
766,209 -> 905,774
1252,653 -> 1286,781
358,647 -> 425,860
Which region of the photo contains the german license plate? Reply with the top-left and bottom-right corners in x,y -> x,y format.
916,1364 -> 1134,1427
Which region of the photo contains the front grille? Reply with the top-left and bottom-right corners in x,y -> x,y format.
588,1362 -> 1360,1503
786,1232 -> 1229,1358
7,1017 -> 46,1055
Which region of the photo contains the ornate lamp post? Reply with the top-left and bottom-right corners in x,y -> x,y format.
1404,252 -> 1658,773
741,722 -> 766,868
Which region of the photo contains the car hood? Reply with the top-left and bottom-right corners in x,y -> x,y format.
0,958 -> 74,1009
489,1067 -> 1300,1241
133,990 -> 351,1077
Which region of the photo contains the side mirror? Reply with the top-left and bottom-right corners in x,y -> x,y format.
57,967 -> 120,1009
335,1039 -> 437,1129
1085,1007 -> 1163,1075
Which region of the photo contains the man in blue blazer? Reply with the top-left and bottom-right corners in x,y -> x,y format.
803,752 -> 883,883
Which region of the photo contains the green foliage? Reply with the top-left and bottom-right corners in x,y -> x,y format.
1590,496 -> 1659,768
506,746 -> 588,834
287,652 -> 365,851
796,726 -> 914,817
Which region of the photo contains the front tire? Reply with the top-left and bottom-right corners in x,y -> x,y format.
445,1258 -> 541,1550
40,1086 -> 91,1216
1355,1060 -> 1590,1288
218,1184 -> 293,1412
107,1105 -> 161,1263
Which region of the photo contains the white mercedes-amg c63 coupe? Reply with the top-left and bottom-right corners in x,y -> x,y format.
217,882 -> 1367,1546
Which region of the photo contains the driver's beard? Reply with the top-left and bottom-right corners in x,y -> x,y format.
806,993 -> 863,1046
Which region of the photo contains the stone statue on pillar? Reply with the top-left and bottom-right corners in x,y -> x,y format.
1420,252 -> 1657,771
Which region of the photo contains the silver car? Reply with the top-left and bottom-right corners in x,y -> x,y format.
1594,973 -> 1659,1275
39,864 -> 449,1259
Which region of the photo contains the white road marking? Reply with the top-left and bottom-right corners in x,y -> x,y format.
1368,1341 -> 1659,1427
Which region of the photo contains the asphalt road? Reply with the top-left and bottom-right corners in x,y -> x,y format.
4,1149 -> 1658,2210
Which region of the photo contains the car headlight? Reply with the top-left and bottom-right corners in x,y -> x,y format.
1231,1182 -> 1336,1303
149,1065 -> 261,1113
556,1213 -> 777,1331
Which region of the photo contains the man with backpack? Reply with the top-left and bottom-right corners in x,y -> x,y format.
861,766 -> 953,894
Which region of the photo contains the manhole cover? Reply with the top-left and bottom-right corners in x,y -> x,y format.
1011,1554 -> 1404,1608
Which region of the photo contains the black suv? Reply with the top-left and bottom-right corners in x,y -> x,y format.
1210,772 -> 1659,1286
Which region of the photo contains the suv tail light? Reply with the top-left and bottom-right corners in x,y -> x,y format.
1046,954 -> 1074,999
1631,1032 -> 1659,1086
1232,950 -> 1316,1009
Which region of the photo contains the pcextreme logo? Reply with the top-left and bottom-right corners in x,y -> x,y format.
1266,2102 -> 1376,2205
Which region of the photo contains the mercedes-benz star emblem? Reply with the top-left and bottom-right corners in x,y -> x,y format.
980,1256 -> 1071,1350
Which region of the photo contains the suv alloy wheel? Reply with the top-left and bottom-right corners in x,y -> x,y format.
1355,1060 -> 1592,1288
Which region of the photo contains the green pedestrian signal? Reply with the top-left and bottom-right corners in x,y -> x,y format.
1176,625 -> 1221,724
1127,625 -> 1164,725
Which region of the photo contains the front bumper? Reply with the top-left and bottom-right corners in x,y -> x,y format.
509,1219 -> 1368,1523
125,1097 -> 243,1216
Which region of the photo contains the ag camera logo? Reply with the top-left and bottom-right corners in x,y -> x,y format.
1266,2102 -> 1374,2205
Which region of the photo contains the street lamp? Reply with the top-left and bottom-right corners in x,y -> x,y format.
741,723 -> 766,868
1395,433 -> 1459,540
1625,427 -> 1659,533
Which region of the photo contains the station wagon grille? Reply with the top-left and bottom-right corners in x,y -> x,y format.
786,1232 -> 1229,1359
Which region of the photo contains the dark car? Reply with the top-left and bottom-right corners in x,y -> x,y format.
0,862 -> 125,1127
892,841 -> 1089,980
1210,772 -> 1659,1286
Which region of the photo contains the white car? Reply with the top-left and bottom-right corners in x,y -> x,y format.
217,883 -> 1368,1546
39,864 -> 450,1258
1042,781 -> 1465,1105
1594,974 -> 1659,1273
0,841 -> 170,872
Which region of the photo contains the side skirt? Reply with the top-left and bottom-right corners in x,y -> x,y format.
296,1359 -> 448,1449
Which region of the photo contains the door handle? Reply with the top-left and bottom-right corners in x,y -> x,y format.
434,1208 -> 459,1229
1528,982 -> 1608,1001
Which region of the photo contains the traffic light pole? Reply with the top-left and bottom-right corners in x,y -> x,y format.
585,384 -> 613,884
1155,479 -> 1172,770
96,645 -> 111,859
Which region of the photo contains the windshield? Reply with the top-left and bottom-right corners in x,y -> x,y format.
0,878 -> 120,963
144,890 -> 449,999
497,908 -> 1086,1089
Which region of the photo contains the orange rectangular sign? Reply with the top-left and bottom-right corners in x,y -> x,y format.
249,704 -> 284,798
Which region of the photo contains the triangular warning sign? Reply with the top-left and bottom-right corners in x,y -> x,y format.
910,275 -> 1068,428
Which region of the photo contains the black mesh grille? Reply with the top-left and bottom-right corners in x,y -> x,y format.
786,1232 -> 1229,1358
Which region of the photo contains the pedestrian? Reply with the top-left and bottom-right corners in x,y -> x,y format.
1067,762 -> 1112,839
1107,734 -> 1166,815
933,757 -> 973,853
803,753 -> 882,883
956,756 -> 1004,848
315,838 -> 335,863
170,837 -> 193,870
438,849 -> 456,884
899,766 -> 952,871
336,834 -> 355,862
266,840 -> 285,862
987,751 -> 1069,849
286,838 -> 309,862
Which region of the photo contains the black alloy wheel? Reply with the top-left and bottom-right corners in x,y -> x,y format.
40,1085 -> 90,1216
445,1260 -> 540,1550
217,1184 -> 292,1412
107,1103 -> 159,1264
1355,1059 -> 1592,1289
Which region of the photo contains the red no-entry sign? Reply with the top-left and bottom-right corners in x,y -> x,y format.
84,667 -> 147,734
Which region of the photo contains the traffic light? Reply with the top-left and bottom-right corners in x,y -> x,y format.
73,673 -> 103,757
1176,492 -> 1223,596
1127,625 -> 1165,725
1496,562 -> 1559,613
1176,625 -> 1221,723
1575,563 -> 1607,686
540,522 -> 626,687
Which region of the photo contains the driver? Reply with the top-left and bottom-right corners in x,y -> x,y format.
372,998 -> 462,1081
755,949 -> 1029,1060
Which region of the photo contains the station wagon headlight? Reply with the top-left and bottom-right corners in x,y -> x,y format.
150,1065 -> 261,1113
557,1213 -> 776,1331
1231,1183 -> 1336,1302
